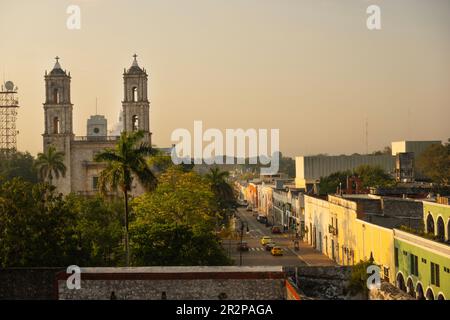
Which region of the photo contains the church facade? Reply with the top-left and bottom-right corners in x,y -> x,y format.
42,55 -> 151,195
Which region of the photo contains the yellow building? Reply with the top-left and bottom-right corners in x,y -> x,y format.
304,194 -> 419,284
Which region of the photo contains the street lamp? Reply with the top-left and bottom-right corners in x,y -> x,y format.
239,221 -> 250,266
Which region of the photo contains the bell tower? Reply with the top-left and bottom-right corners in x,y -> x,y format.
122,54 -> 151,144
42,57 -> 73,193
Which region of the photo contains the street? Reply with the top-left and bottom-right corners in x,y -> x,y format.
222,207 -> 336,267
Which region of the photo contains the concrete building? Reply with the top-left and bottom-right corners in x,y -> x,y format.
42,55 -> 151,195
391,140 -> 441,181
391,140 -> 441,158
295,154 -> 394,190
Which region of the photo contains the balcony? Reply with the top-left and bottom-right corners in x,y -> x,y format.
73,136 -> 120,142
328,225 -> 338,236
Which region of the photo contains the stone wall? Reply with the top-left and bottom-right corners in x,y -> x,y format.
285,266 -> 353,299
0,268 -> 62,300
56,267 -> 286,300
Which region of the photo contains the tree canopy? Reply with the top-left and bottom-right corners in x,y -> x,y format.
416,140 -> 450,185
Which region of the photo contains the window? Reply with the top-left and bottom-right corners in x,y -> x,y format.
53,88 -> 60,103
92,177 -> 99,190
394,247 -> 399,267
132,87 -> 138,102
426,213 -> 435,234
431,262 -> 440,287
132,115 -> 139,131
53,117 -> 60,134
410,254 -> 418,276
422,258 -> 427,264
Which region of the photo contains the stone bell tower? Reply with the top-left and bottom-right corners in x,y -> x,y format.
42,57 -> 73,193
122,54 -> 151,144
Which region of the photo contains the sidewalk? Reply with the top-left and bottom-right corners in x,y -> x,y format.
288,240 -> 337,266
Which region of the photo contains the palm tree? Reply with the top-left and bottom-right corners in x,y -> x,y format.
35,146 -> 67,185
94,130 -> 157,266
205,167 -> 236,210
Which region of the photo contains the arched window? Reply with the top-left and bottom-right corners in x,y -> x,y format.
436,217 -> 445,242
416,283 -> 425,300
53,117 -> 60,134
132,87 -> 138,102
437,294 -> 445,300
448,219 -> 450,242
396,273 -> 406,292
132,115 -> 139,131
426,213 -> 435,234
406,278 -> 415,298
53,88 -> 60,103
426,288 -> 435,300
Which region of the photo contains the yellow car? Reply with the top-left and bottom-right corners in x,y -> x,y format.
260,236 -> 272,246
271,246 -> 283,256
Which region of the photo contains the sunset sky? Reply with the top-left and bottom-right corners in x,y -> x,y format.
1,0 -> 449,157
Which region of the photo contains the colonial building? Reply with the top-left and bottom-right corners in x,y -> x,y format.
42,55 -> 151,195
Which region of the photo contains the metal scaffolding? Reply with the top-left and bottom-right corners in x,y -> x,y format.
0,81 -> 19,154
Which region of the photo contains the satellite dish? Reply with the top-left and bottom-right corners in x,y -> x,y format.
4,81 -> 14,91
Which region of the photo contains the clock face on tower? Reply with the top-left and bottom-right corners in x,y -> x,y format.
93,127 -> 99,134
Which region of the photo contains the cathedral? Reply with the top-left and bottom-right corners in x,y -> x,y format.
42,55 -> 152,195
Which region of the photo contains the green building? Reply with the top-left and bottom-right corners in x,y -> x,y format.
423,200 -> 450,243
394,212 -> 450,300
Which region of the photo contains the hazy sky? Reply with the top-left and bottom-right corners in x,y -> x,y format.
1,0 -> 449,157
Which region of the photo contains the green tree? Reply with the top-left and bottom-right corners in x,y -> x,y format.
318,170 -> 352,195
66,194 -> 124,266
94,130 -> 157,266
131,167 -> 230,266
0,151 -> 38,183
0,178 -> 81,267
35,146 -> 67,184
416,141 -> 450,185
131,222 -> 231,266
205,167 -> 236,211
132,167 -> 218,228
354,164 -> 395,188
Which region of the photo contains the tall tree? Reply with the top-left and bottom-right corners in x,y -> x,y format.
416,141 -> 450,186
205,167 -> 236,211
35,146 -> 66,184
131,167 -> 231,266
94,130 -> 157,266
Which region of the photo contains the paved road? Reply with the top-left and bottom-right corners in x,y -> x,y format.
222,207 -> 336,267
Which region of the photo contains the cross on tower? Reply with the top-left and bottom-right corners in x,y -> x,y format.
55,56 -> 60,62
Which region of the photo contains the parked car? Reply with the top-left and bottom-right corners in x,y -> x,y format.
265,241 -> 276,251
237,241 -> 249,251
260,236 -> 272,246
257,215 -> 268,224
271,226 -> 282,234
271,246 -> 283,256
246,206 -> 253,212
